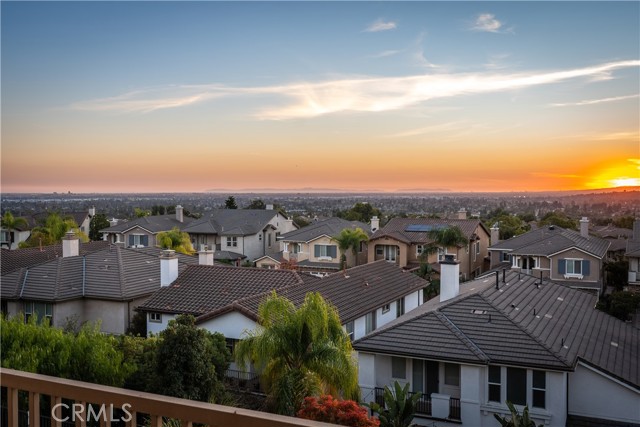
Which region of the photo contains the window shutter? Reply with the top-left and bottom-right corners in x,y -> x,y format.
128,235 -> 134,246
582,260 -> 590,276
328,245 -> 337,258
141,235 -> 149,247
558,259 -> 566,274
314,245 -> 320,257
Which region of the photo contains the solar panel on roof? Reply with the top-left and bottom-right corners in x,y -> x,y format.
404,224 -> 446,232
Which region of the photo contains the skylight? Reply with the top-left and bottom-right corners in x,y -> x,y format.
405,224 -> 446,232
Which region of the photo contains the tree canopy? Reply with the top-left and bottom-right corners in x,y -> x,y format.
485,209 -> 531,240
337,202 -> 382,224
157,227 -> 195,255
245,199 -> 266,209
225,196 -> 238,209
19,212 -> 88,248
89,213 -> 110,241
1,211 -> 28,246
538,211 -> 578,230
235,292 -> 359,415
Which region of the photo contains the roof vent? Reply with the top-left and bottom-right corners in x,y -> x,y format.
471,309 -> 487,315
611,341 -> 619,348
549,225 -> 555,230
557,297 -> 564,302
544,313 -> 553,319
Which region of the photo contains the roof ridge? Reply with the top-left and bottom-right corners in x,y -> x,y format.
478,292 -> 572,368
435,311 -> 490,362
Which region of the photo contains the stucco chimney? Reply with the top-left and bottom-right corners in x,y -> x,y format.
633,219 -> 640,241
88,206 -> 96,217
160,249 -> 179,286
198,247 -> 214,266
266,204 -> 274,210
108,218 -> 118,227
457,209 -> 468,220
579,217 -> 589,238
175,205 -> 184,223
371,216 -> 380,233
439,254 -> 460,303
62,231 -> 80,258
490,223 -> 500,245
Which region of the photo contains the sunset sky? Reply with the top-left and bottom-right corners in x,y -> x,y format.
2,1 -> 639,193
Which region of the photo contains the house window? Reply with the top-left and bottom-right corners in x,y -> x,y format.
488,366 -> 501,403
365,311 -> 376,334
345,321 -> 354,340
128,234 -> 149,247
225,338 -> 239,355
382,304 -> 391,314
24,301 -> 53,325
396,297 -> 405,317
284,242 -> 289,252
532,370 -> 546,409
391,357 -> 406,379
149,312 -> 162,323
566,259 -> 581,275
0,231 -> 9,243
376,246 -> 384,256
416,245 -> 424,256
437,247 -> 444,261
226,237 -> 237,247
314,244 -> 337,259
502,252 -> 510,262
506,367 -> 527,406
476,241 -> 481,255
444,363 -> 460,387
259,234 -> 262,241
292,243 -> 300,254
268,233 -> 272,247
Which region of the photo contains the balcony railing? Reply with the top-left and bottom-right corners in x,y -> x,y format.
0,368 -> 335,427
224,369 -> 261,392
374,388 -> 460,421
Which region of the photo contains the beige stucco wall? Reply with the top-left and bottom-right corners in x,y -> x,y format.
549,249 -> 601,283
256,258 -> 280,269
122,226 -> 157,248
368,237 -> 409,267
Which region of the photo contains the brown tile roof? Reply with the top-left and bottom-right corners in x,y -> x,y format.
137,264 -> 307,315
370,218 -> 488,245
1,241 -> 111,276
1,246 -> 196,302
196,260 -> 428,324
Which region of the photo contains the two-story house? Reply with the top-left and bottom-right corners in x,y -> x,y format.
625,219 -> 640,288
100,206 -> 193,248
138,259 -> 428,371
0,233 -> 196,334
488,217 -> 610,293
181,209 -> 297,262
353,256 -> 639,427
368,217 -> 490,280
255,217 -> 371,274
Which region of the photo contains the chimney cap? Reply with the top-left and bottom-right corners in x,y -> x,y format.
439,254 -> 459,265
161,249 -> 177,258
64,231 -> 76,239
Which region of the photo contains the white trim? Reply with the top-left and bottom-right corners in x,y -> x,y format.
548,246 -> 600,258
120,225 -> 155,234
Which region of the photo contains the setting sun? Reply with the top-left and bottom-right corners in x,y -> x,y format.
610,177 -> 640,187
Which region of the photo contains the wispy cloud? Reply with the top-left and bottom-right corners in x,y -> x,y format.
470,13 -> 512,33
412,32 -> 440,69
368,50 -> 401,59
71,60 -> 640,120
531,172 -> 582,179
364,19 -> 397,33
550,93 -> 639,107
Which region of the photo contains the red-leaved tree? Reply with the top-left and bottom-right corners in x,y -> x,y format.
297,395 -> 380,427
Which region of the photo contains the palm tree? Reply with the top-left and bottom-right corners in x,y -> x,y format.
334,227 -> 369,268
235,292 -> 359,416
494,401 -> 543,427
1,211 -> 28,248
421,225 -> 469,262
367,381 -> 421,427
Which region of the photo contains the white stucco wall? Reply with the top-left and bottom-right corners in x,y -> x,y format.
354,316 -> 367,341
569,362 -> 640,424
358,352 -> 377,403
405,290 -> 421,313
146,312 -> 175,336
83,299 -> 128,335
197,311 -> 257,340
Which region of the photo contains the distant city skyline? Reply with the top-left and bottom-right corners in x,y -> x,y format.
2,1 -> 639,193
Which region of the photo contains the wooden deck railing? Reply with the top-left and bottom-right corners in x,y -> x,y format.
0,368 -> 335,427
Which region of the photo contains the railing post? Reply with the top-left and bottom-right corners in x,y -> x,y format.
7,387 -> 18,427
180,420 -> 193,427
150,414 -> 163,427
29,391 -> 41,427
75,401 -> 87,427
125,411 -> 137,427
52,396 -> 62,427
